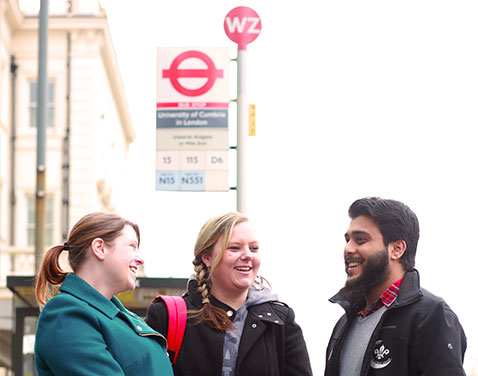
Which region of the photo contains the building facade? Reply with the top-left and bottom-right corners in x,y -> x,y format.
0,0 -> 135,372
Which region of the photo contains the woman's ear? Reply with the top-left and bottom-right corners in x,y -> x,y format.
201,252 -> 212,268
389,240 -> 407,261
91,238 -> 106,261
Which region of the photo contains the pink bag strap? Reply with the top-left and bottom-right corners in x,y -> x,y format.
155,295 -> 187,364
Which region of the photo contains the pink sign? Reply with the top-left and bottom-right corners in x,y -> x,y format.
162,50 -> 224,97
224,6 -> 261,50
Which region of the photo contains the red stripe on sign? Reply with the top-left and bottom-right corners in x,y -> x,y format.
157,102 -> 229,108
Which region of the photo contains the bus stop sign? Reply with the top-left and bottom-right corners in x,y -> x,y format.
224,6 -> 261,50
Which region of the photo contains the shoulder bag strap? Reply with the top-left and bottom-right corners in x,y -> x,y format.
155,295 -> 187,364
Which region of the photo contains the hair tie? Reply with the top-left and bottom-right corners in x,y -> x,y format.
63,242 -> 69,250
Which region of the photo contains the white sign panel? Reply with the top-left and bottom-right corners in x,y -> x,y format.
156,47 -> 230,192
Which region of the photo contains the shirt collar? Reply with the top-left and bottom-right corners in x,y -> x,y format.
356,277 -> 403,318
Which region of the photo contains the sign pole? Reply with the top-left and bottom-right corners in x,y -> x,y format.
224,6 -> 261,215
236,48 -> 248,214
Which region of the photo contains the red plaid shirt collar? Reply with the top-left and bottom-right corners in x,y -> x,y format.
356,278 -> 403,318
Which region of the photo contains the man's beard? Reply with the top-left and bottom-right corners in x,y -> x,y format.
338,247 -> 390,310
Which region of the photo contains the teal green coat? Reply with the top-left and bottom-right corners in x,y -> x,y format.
35,274 -> 173,376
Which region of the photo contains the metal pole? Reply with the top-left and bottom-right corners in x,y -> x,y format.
236,49 -> 247,214
10,56 -> 18,246
62,30 -> 71,241
35,0 -> 49,274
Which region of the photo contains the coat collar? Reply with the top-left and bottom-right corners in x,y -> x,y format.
59,274 -> 165,341
329,268 -> 423,314
187,279 -> 282,322
393,268 -> 423,307
248,303 -> 285,325
60,273 -> 122,319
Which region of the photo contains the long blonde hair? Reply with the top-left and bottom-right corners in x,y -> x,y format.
190,212 -> 248,331
35,212 -> 139,310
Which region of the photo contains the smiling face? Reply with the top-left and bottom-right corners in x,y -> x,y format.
202,221 -> 261,302
103,224 -> 143,296
344,215 -> 390,284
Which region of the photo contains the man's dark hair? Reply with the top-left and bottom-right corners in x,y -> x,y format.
348,197 -> 420,271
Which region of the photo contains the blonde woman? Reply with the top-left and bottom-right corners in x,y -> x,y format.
146,212 -> 312,376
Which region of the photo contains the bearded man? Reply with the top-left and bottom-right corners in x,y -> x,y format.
324,197 -> 467,376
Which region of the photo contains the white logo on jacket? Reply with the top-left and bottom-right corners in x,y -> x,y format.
371,340 -> 392,369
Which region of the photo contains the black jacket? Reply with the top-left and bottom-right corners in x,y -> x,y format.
325,269 -> 467,376
145,283 -> 312,376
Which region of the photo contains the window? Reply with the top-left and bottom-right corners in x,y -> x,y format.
29,81 -> 55,128
27,194 -> 54,246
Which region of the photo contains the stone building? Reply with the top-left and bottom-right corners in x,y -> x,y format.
0,0 -> 135,372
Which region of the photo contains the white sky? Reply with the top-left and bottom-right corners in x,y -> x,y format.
100,1 -> 477,373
